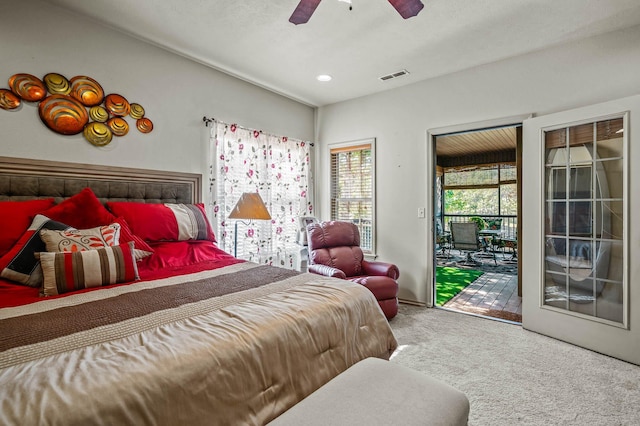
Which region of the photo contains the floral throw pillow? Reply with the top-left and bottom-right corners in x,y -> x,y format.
40,224 -> 120,253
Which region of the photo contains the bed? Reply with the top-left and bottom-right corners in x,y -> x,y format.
0,157 -> 397,425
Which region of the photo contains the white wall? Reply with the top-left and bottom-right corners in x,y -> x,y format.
0,0 -> 314,202
316,25 -> 640,304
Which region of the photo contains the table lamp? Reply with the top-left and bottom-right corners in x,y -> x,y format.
228,192 -> 271,258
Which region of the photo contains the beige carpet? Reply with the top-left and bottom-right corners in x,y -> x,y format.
389,304 -> 640,425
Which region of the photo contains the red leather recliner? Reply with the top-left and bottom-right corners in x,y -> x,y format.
306,221 -> 399,320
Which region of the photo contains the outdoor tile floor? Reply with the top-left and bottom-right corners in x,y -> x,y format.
437,249 -> 521,322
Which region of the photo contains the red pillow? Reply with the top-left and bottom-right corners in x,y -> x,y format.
43,188 -> 116,229
0,198 -> 55,257
113,217 -> 154,260
107,202 -> 216,242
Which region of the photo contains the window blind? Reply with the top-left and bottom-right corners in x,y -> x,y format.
330,143 -> 373,252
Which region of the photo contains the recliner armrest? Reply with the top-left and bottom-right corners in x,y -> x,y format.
308,264 -> 347,279
362,260 -> 400,280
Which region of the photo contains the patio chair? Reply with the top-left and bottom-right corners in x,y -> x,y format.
450,222 -> 482,266
484,218 -> 503,264
502,237 -> 517,261
435,218 -> 451,258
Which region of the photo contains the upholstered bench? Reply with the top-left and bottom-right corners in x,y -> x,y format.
269,357 -> 470,425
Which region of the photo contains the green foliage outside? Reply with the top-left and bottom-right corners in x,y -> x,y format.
444,185 -> 516,216
469,216 -> 486,230
443,164 -> 517,216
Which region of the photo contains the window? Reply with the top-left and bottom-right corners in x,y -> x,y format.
329,139 -> 375,253
443,163 -> 517,237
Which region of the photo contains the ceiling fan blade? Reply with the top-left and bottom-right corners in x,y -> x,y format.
388,0 -> 424,19
289,0 -> 322,25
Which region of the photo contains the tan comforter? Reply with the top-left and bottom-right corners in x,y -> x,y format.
0,262 -> 397,425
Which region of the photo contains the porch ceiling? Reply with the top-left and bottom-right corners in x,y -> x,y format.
436,126 -> 516,158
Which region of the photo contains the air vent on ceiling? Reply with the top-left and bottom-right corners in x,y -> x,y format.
379,69 -> 410,81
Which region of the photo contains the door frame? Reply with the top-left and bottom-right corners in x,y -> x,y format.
426,114 -> 531,308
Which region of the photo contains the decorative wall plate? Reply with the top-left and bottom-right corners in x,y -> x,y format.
136,117 -> 153,133
89,105 -> 109,123
8,73 -> 47,102
2,70 -> 151,147
83,122 -> 113,146
107,117 -> 129,136
43,73 -> 71,95
38,95 -> 89,135
129,103 -> 145,119
104,93 -> 130,117
0,89 -> 21,110
69,76 -> 104,106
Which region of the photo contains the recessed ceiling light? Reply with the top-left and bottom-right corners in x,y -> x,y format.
316,74 -> 332,82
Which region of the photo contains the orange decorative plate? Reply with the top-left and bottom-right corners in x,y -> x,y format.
38,95 -> 89,135
0,89 -> 21,110
83,122 -> 113,146
104,93 -> 130,117
43,73 -> 71,95
107,117 -> 129,136
136,117 -> 153,133
8,73 -> 47,102
69,76 -> 104,106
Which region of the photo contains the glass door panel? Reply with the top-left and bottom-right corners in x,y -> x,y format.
543,116 -> 625,325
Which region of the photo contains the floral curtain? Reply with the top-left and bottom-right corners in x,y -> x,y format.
209,120 -> 313,268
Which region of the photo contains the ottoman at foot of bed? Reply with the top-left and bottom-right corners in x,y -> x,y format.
269,357 -> 470,425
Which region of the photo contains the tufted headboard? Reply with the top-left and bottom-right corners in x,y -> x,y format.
0,157 -> 202,204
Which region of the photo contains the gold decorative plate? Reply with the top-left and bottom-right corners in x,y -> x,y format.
84,122 -> 113,146
129,103 -> 145,119
107,117 -> 129,136
136,117 -> 153,133
8,73 -> 47,102
43,73 -> 71,95
104,93 -> 130,117
0,89 -> 21,110
69,76 -> 104,106
89,105 -> 109,123
38,95 -> 89,135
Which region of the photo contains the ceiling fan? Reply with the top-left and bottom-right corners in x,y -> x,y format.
289,0 -> 425,25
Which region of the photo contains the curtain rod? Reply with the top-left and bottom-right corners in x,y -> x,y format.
202,116 -> 314,146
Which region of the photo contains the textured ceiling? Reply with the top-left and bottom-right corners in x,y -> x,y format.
45,0 -> 640,107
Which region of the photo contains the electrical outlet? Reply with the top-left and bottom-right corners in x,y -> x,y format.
417,208 -> 425,218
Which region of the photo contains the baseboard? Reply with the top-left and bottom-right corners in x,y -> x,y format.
399,298 -> 427,307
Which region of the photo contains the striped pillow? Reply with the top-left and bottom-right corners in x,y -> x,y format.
39,242 -> 139,296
